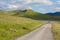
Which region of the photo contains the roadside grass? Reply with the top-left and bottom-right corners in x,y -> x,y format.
0,15 -> 46,40
52,22 -> 60,40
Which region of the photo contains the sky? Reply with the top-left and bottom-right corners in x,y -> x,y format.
0,0 -> 60,13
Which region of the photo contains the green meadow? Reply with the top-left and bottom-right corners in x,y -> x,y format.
0,14 -> 46,40
0,10 -> 60,40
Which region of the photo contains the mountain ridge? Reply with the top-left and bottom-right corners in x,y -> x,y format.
46,12 -> 60,16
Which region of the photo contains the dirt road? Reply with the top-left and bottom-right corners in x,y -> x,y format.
15,24 -> 54,40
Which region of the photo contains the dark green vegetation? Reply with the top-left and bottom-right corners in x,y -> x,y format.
0,10 -> 46,40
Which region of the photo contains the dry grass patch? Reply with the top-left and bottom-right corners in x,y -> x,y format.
52,22 -> 60,40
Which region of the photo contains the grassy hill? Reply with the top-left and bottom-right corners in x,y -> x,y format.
0,10 -> 60,21
0,10 -> 46,40
0,9 -> 60,40
8,10 -> 60,21
11,10 -> 49,20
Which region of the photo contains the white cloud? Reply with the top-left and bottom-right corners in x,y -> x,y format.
56,1 -> 60,4
10,0 -> 53,6
25,0 -> 32,4
38,8 -> 46,11
36,0 -> 53,5
7,5 -> 18,9
0,2 -> 3,5
54,7 -> 60,11
39,8 -> 46,10
23,0 -> 53,5
0,0 -> 53,10
41,9 -> 46,11
0,1 -> 6,5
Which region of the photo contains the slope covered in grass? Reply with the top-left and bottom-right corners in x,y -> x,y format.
1,10 -> 60,21
52,22 -> 60,40
10,10 -> 60,21
0,14 -> 46,40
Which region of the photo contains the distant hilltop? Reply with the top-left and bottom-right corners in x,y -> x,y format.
46,12 -> 60,16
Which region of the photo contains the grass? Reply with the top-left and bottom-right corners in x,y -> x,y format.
52,22 -> 60,40
0,15 -> 46,40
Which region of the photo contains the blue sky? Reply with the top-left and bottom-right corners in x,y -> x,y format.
0,0 -> 60,13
